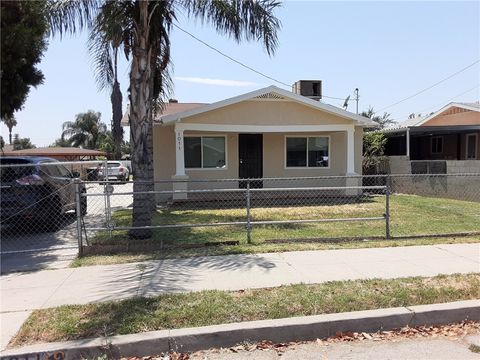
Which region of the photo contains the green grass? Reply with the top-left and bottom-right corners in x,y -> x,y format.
11,273 -> 480,347
93,194 -> 480,246
72,194 -> 480,267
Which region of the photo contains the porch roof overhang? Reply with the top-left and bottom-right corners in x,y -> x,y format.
174,123 -> 355,133
384,125 -> 480,137
157,85 -> 377,128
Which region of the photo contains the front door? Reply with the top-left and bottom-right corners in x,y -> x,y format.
238,134 -> 263,188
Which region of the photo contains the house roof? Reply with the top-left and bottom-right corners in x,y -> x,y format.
385,101 -> 480,132
415,101 -> 480,126
121,102 -> 207,126
1,147 -> 106,157
158,86 -> 376,127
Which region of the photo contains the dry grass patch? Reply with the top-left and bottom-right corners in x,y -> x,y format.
11,273 -> 480,348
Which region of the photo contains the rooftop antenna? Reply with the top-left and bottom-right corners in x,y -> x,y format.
343,95 -> 350,110
354,88 -> 359,114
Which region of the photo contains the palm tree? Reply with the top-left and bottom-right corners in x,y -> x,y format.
47,0 -> 281,238
1,114 -> 17,144
361,107 -> 396,130
88,11 -> 124,160
62,110 -> 107,149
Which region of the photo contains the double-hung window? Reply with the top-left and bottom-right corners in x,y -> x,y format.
286,136 -> 329,168
184,136 -> 226,169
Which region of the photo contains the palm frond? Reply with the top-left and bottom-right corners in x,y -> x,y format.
180,0 -> 281,55
88,27 -> 115,91
46,0 -> 100,37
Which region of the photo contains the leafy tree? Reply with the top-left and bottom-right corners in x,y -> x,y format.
12,134 -> 36,150
48,0 -> 281,238
61,110 -> 107,149
1,114 -> 17,144
51,137 -> 72,147
121,140 -> 132,157
1,1 -> 48,119
363,132 -> 388,175
361,107 -> 396,130
97,131 -> 115,154
0,136 -> 5,152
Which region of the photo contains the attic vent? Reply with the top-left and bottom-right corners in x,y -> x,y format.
253,92 -> 286,100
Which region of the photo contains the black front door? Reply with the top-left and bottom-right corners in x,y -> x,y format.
238,134 -> 263,188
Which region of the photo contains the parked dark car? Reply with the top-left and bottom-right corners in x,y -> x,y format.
0,157 -> 87,230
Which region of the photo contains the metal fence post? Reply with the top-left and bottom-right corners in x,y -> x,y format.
385,181 -> 391,239
74,179 -> 83,257
246,180 -> 252,244
103,158 -> 109,224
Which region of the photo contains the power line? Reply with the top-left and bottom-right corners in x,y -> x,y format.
378,59 -> 480,111
395,84 -> 480,121
173,23 -> 348,101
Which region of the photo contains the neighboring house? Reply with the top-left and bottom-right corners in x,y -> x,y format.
0,147 -> 107,179
383,102 -> 480,174
124,83 -> 376,200
0,147 -> 106,161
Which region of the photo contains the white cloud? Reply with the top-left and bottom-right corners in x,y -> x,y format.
175,77 -> 258,87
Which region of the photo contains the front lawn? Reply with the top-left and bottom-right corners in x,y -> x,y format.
11,273 -> 480,347
92,194 -> 480,246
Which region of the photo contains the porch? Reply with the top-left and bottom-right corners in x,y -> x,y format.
169,123 -> 361,199
385,125 -> 479,161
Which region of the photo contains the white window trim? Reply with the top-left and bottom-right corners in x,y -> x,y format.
284,135 -> 331,169
466,133 -> 478,160
431,136 -> 443,154
184,134 -> 228,170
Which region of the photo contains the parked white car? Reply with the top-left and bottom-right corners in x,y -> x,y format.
97,161 -> 130,183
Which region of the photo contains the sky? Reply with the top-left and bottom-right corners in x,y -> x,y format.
2,1 -> 479,147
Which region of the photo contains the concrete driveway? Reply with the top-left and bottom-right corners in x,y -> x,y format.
0,182 -> 133,274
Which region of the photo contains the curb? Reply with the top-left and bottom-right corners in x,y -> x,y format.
1,300 -> 479,360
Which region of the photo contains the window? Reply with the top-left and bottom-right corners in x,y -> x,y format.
431,136 -> 443,154
286,136 -> 329,168
184,136 -> 226,169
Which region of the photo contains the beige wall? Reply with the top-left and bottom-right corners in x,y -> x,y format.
153,126 -> 363,187
182,100 -> 353,126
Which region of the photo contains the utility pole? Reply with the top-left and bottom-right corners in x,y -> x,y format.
354,88 -> 359,114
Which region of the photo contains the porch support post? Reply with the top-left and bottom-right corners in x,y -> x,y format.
175,126 -> 185,176
172,124 -> 188,200
346,126 -> 356,175
346,125 -> 360,196
406,128 -> 410,158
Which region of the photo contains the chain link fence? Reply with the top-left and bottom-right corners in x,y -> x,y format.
78,173 -> 479,254
1,159 -> 479,263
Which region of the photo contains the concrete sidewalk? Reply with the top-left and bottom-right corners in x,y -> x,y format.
1,243 -> 479,350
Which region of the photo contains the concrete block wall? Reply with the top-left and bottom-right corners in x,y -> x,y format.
446,160 -> 480,174
388,156 -> 411,174
387,157 -> 480,175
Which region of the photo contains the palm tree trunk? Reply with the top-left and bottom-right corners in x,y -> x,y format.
8,128 -> 12,144
111,80 -> 123,160
128,1 -> 154,239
